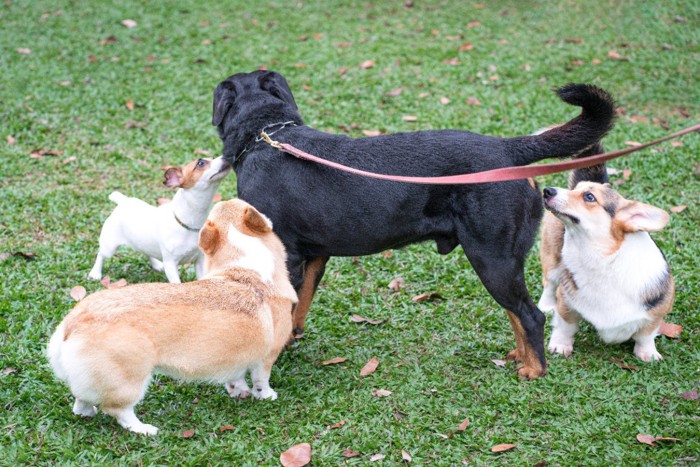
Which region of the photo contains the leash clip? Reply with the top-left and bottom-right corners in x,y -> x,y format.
260,131 -> 282,149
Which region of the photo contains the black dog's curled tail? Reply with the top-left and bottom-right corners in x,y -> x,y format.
509,83 -> 616,166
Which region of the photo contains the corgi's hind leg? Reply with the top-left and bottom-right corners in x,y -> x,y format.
73,399 -> 98,417
102,405 -> 158,436
548,287 -> 580,357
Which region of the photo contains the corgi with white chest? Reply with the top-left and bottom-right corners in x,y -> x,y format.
49,199 -> 297,435
539,182 -> 674,362
88,156 -> 231,283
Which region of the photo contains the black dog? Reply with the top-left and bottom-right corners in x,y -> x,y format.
213,70 -> 614,379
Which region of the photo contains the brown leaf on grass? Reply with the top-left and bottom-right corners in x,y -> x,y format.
6,135 -> 16,144
459,42 -> 473,51
339,67 -> 349,75
565,37 -> 583,43
30,149 -> 62,159
670,140 -> 684,148
402,115 -> 418,122
109,278 -> 128,289
360,356 -> 379,376
611,359 -> 638,371
411,292 -> 443,303
12,251 -> 38,260
125,99 -> 134,111
63,156 -> 77,164
467,21 -> 481,28
492,359 -> 507,367
121,19 -> 137,28
330,420 -> 345,429
100,275 -> 111,288
457,417 -> 470,431
219,424 -> 234,432
669,205 -> 687,214
124,121 -> 147,129
591,58 -> 602,65
402,450 -> 412,462
571,60 -> 584,66
181,428 -> 195,438
388,276 -> 405,291
2,367 -> 17,375
70,286 -> 87,302
491,443 -> 516,453
371,388 -> 392,397
99,35 -> 118,46
280,443 -> 311,467
361,60 -> 375,69
322,357 -> 348,366
351,314 -> 383,325
336,41 -> 353,48
16,48 -> 32,55
443,57 -> 460,65
343,448 -> 360,458
636,433 -> 657,446
193,148 -> 212,155
386,88 -> 403,96
622,169 -> 632,180
658,321 -> 682,338
680,389 -> 698,401
362,129 -> 381,137
466,97 -> 481,106
628,114 -> 649,124
157,197 -> 171,205
608,50 -> 627,60
369,453 -> 386,462
440,97 -> 451,105
624,141 -> 642,147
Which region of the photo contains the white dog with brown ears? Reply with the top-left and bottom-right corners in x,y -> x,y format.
88,156 -> 230,283
49,199 -> 297,435
539,181 -> 674,362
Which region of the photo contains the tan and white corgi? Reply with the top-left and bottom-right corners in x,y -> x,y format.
539,182 -> 674,362
49,199 -> 297,435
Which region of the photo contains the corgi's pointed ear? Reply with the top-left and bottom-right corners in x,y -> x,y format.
199,220 -> 221,255
243,206 -> 273,233
163,167 -> 183,188
616,201 -> 670,232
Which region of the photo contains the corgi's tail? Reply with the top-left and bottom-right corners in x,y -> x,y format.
509,83 -> 615,166
108,191 -> 129,205
47,323 -> 67,382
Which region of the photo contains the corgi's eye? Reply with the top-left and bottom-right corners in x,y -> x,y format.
583,192 -> 596,203
196,159 -> 207,168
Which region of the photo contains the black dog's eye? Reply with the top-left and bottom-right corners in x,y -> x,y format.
583,192 -> 596,203
196,159 -> 207,168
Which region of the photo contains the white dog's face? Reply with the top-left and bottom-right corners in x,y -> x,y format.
163,156 -> 231,191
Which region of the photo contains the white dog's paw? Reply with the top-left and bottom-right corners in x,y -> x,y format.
634,345 -> 662,363
225,380 -> 251,399
87,268 -> 102,281
548,339 -> 573,357
73,399 -> 98,417
253,386 -> 278,400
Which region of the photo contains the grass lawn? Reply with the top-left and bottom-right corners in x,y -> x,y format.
1,0 -> 698,464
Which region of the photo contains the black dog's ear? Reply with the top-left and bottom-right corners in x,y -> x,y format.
212,81 -> 236,126
258,71 -> 298,110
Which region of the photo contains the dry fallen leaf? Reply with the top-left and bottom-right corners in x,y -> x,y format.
411,292 -> 443,302
2,367 -> 17,375
343,448 -> 360,458
467,21 -> 481,28
608,50 -> 627,60
611,359 -> 639,371
280,443 -> 312,467
669,205 -> 687,214
361,59 -> 375,69
679,389 -> 698,401
624,141 -> 642,147
181,428 -> 195,438
440,97 -> 451,105
193,148 -> 212,155
330,420 -> 345,429
388,276 -> 405,291
121,19 -> 138,28
62,156 -> 77,164
369,453 -> 386,462
402,450 -> 412,462
622,169 -> 632,180
6,135 -> 16,145
658,321 -> 682,338
100,275 -> 111,288
360,357 -> 379,376
492,359 -> 507,367
402,115 -> 418,122
386,88 -> 403,96
459,42 -> 473,51
362,130 -> 382,137
109,278 -> 128,289
126,99 -> 134,111
491,443 -> 516,453
372,388 -> 392,397
466,97 -> 481,106
16,48 -> 31,54
70,286 -> 87,302
219,424 -> 234,432
443,57 -> 460,65
351,314 -> 383,325
636,433 -> 657,446
322,357 -> 348,366
457,417 -> 470,431
670,140 -> 684,148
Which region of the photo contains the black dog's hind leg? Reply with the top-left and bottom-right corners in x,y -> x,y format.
287,255 -> 329,340
461,241 -> 547,379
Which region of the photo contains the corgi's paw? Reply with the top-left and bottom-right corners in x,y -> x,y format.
548,339 -> 573,357
253,386 -> 278,400
128,422 -> 159,436
225,380 -> 251,399
537,295 -> 557,314
634,345 -> 662,362
73,399 -> 98,417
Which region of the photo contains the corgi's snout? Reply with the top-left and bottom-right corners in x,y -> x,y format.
543,187 -> 557,200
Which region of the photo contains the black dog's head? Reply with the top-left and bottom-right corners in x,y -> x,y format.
212,70 -> 299,138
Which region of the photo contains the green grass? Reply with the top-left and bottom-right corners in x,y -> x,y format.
1,0 -> 698,464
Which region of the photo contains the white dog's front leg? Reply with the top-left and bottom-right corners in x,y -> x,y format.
88,255 -> 105,281
162,261 -> 181,283
548,308 -> 579,357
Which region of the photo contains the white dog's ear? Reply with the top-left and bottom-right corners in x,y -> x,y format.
163,167 -> 183,188
199,220 -> 221,255
616,201 -> 670,232
244,206 -> 273,233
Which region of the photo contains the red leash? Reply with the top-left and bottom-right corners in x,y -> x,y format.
261,123 -> 699,184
